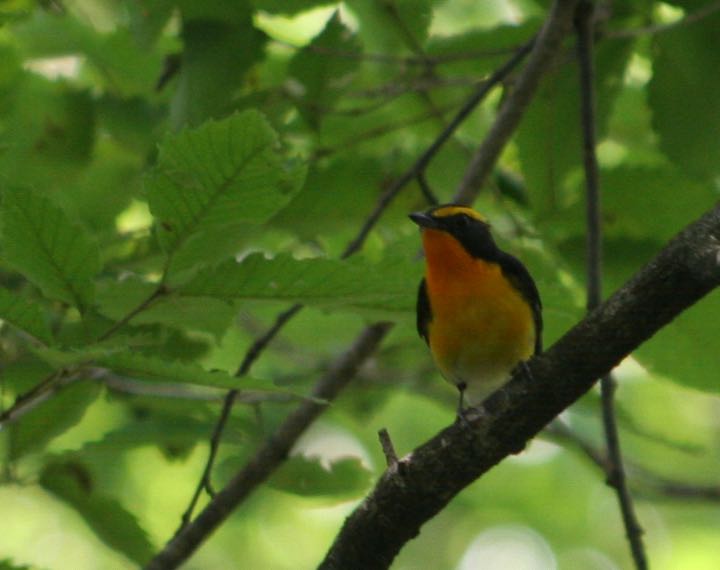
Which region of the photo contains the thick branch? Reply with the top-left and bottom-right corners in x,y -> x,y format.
455,0 -> 578,202
320,204 -> 720,569
145,322 -> 392,570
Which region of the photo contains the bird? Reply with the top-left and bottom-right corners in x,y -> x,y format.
409,204 -> 542,418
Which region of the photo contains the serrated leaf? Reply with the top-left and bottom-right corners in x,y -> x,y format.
0,287 -> 53,344
288,12 -> 361,129
170,16 -> 266,128
648,12 -> 720,179
95,278 -> 234,339
269,456 -> 372,498
0,189 -> 101,311
40,462 -> 154,565
9,380 -> 101,460
179,253 -> 418,312
146,110 -> 305,277
97,352 -> 297,396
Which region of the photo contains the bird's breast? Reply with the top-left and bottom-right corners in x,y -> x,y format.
422,230 -> 535,400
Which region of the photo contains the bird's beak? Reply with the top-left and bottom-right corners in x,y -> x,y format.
409,211 -> 439,229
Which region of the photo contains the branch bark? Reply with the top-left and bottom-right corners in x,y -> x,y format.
319,203 -> 720,569
145,322 -> 393,570
455,0 -> 578,202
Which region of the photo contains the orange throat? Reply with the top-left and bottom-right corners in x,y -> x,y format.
421,228 -> 535,403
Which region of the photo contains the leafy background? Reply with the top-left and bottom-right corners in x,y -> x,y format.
0,1 -> 719,569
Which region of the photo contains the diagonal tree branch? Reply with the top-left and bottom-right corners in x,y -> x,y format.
455,0 -> 579,202
176,21 -> 538,530
319,203 -> 720,569
153,2 -> 583,564
145,322 -> 393,570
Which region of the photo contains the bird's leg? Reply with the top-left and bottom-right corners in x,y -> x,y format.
456,381 -> 470,426
513,359 -> 534,382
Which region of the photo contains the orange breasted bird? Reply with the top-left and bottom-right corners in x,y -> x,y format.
410,204 -> 542,416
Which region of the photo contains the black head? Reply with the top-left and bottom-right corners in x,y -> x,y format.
409,204 -> 499,260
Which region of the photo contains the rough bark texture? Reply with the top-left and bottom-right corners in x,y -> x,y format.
319,203 -> 720,570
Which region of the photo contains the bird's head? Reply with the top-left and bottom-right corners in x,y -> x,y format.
409,204 -> 498,260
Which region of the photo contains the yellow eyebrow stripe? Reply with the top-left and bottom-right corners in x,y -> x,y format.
431,205 -> 486,222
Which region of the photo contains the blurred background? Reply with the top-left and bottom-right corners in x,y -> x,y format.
1,0 -> 719,569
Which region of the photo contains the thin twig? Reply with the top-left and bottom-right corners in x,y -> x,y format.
96,285 -> 168,342
163,22 -> 536,562
417,172 -> 439,205
547,421 -> 720,502
455,0 -> 577,203
312,100 -> 463,159
1,285 -> 169,428
273,38 -> 522,66
0,371 -> 67,427
145,322 -> 393,570
343,37 -> 534,257
576,2 -> 647,569
176,303 -> 303,530
606,0 -> 720,39
319,203 -> 720,569
378,428 -> 399,468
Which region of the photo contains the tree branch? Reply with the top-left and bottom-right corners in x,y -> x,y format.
319,203 -> 720,569
343,37 -> 533,256
548,421 -> 720,503
177,302 -> 303,528
575,2 -> 648,567
455,0 -> 579,203
145,322 -> 393,569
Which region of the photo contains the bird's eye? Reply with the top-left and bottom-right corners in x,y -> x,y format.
458,214 -> 472,227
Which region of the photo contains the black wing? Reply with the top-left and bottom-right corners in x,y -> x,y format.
498,252 -> 543,354
416,278 -> 432,345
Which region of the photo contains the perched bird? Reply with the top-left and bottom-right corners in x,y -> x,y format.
410,204 -> 542,416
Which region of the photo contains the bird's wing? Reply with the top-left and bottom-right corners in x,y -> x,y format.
416,278 -> 432,344
498,252 -> 543,354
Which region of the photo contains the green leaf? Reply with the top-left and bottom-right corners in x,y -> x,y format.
288,12 -> 361,129
40,462 -> 154,566
601,165 -> 716,242
96,352 -> 297,395
270,157 -> 383,240
0,560 -> 33,570
269,456 -> 372,498
95,278 -> 234,339
648,12 -> 720,179
80,415 -> 213,459
517,39 -> 633,217
0,75 -> 95,184
637,290 -> 720,394
9,380 -> 101,460
179,253 -> 418,312
169,15 -> 266,128
0,189 -> 102,311
126,0 -> 173,48
345,0 -> 434,53
13,13 -> 163,97
145,110 -> 305,277
250,0 -> 335,15
0,288 -> 53,344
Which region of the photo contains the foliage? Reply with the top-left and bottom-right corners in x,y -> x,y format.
0,1 -> 718,569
